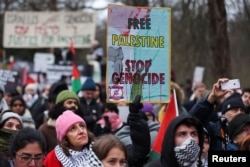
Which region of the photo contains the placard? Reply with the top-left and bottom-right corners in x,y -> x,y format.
4,11 -> 96,48
106,4 -> 171,103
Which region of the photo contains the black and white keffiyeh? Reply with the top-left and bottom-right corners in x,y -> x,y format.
55,144 -> 103,167
174,137 -> 200,167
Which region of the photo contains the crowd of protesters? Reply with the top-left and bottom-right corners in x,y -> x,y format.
0,73 -> 250,167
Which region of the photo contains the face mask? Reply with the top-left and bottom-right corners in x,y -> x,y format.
174,136 -> 200,167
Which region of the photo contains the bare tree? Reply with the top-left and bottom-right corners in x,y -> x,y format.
207,0 -> 231,79
1,0 -> 250,87
243,0 -> 250,23
171,0 -> 211,85
227,0 -> 250,88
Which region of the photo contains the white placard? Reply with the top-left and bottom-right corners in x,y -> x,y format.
4,11 -> 96,48
34,52 -> 55,72
0,70 -> 18,85
192,66 -> 205,90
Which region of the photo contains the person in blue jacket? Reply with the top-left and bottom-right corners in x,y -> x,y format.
189,78 -> 246,151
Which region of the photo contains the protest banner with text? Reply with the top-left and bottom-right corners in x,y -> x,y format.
106,4 -> 171,103
4,11 -> 96,48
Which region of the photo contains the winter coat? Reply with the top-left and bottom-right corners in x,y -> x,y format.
20,109 -> 36,129
79,97 -> 101,132
38,118 -> 57,152
115,112 -> 150,167
43,149 -> 62,167
189,97 -> 237,151
44,145 -> 103,167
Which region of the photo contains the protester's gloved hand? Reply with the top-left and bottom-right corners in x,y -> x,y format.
129,95 -> 143,113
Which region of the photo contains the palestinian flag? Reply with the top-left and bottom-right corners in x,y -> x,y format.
148,89 -> 179,162
70,41 -> 81,93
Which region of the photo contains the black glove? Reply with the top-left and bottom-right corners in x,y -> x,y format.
129,95 -> 143,113
104,116 -> 111,130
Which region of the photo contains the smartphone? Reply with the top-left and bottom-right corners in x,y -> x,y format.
221,79 -> 240,90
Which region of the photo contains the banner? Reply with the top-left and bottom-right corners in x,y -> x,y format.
106,4 -> 171,103
0,69 -> 18,85
4,11 -> 96,48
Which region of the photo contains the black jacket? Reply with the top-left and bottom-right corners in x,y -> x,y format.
121,112 -> 150,167
189,98 -> 237,151
79,97 -> 101,132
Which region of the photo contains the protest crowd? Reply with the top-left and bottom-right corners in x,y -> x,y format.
1,63 -> 250,167
1,5 -> 250,167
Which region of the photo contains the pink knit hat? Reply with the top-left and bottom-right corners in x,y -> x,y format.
56,110 -> 86,142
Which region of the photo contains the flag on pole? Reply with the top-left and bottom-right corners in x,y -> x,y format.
148,89 -> 179,162
70,41 -> 81,93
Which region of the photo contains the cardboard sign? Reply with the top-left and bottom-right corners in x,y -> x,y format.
106,4 -> 171,103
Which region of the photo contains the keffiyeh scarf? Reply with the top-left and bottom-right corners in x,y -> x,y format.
174,137 -> 200,167
55,144 -> 103,167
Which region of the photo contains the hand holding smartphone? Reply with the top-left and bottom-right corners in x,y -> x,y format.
220,79 -> 240,90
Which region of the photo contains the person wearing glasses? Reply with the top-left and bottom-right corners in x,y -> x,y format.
9,127 -> 46,167
44,110 -> 103,167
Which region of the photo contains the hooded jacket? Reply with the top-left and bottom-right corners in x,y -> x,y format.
145,115 -> 204,167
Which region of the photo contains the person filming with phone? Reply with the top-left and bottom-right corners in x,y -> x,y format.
189,78 -> 246,151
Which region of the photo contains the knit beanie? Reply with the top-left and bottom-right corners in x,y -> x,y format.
82,77 -> 96,91
221,92 -> 245,114
141,103 -> 154,113
141,103 -> 155,120
55,90 -> 80,104
55,110 -> 86,142
0,110 -> 22,125
228,113 -> 250,140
